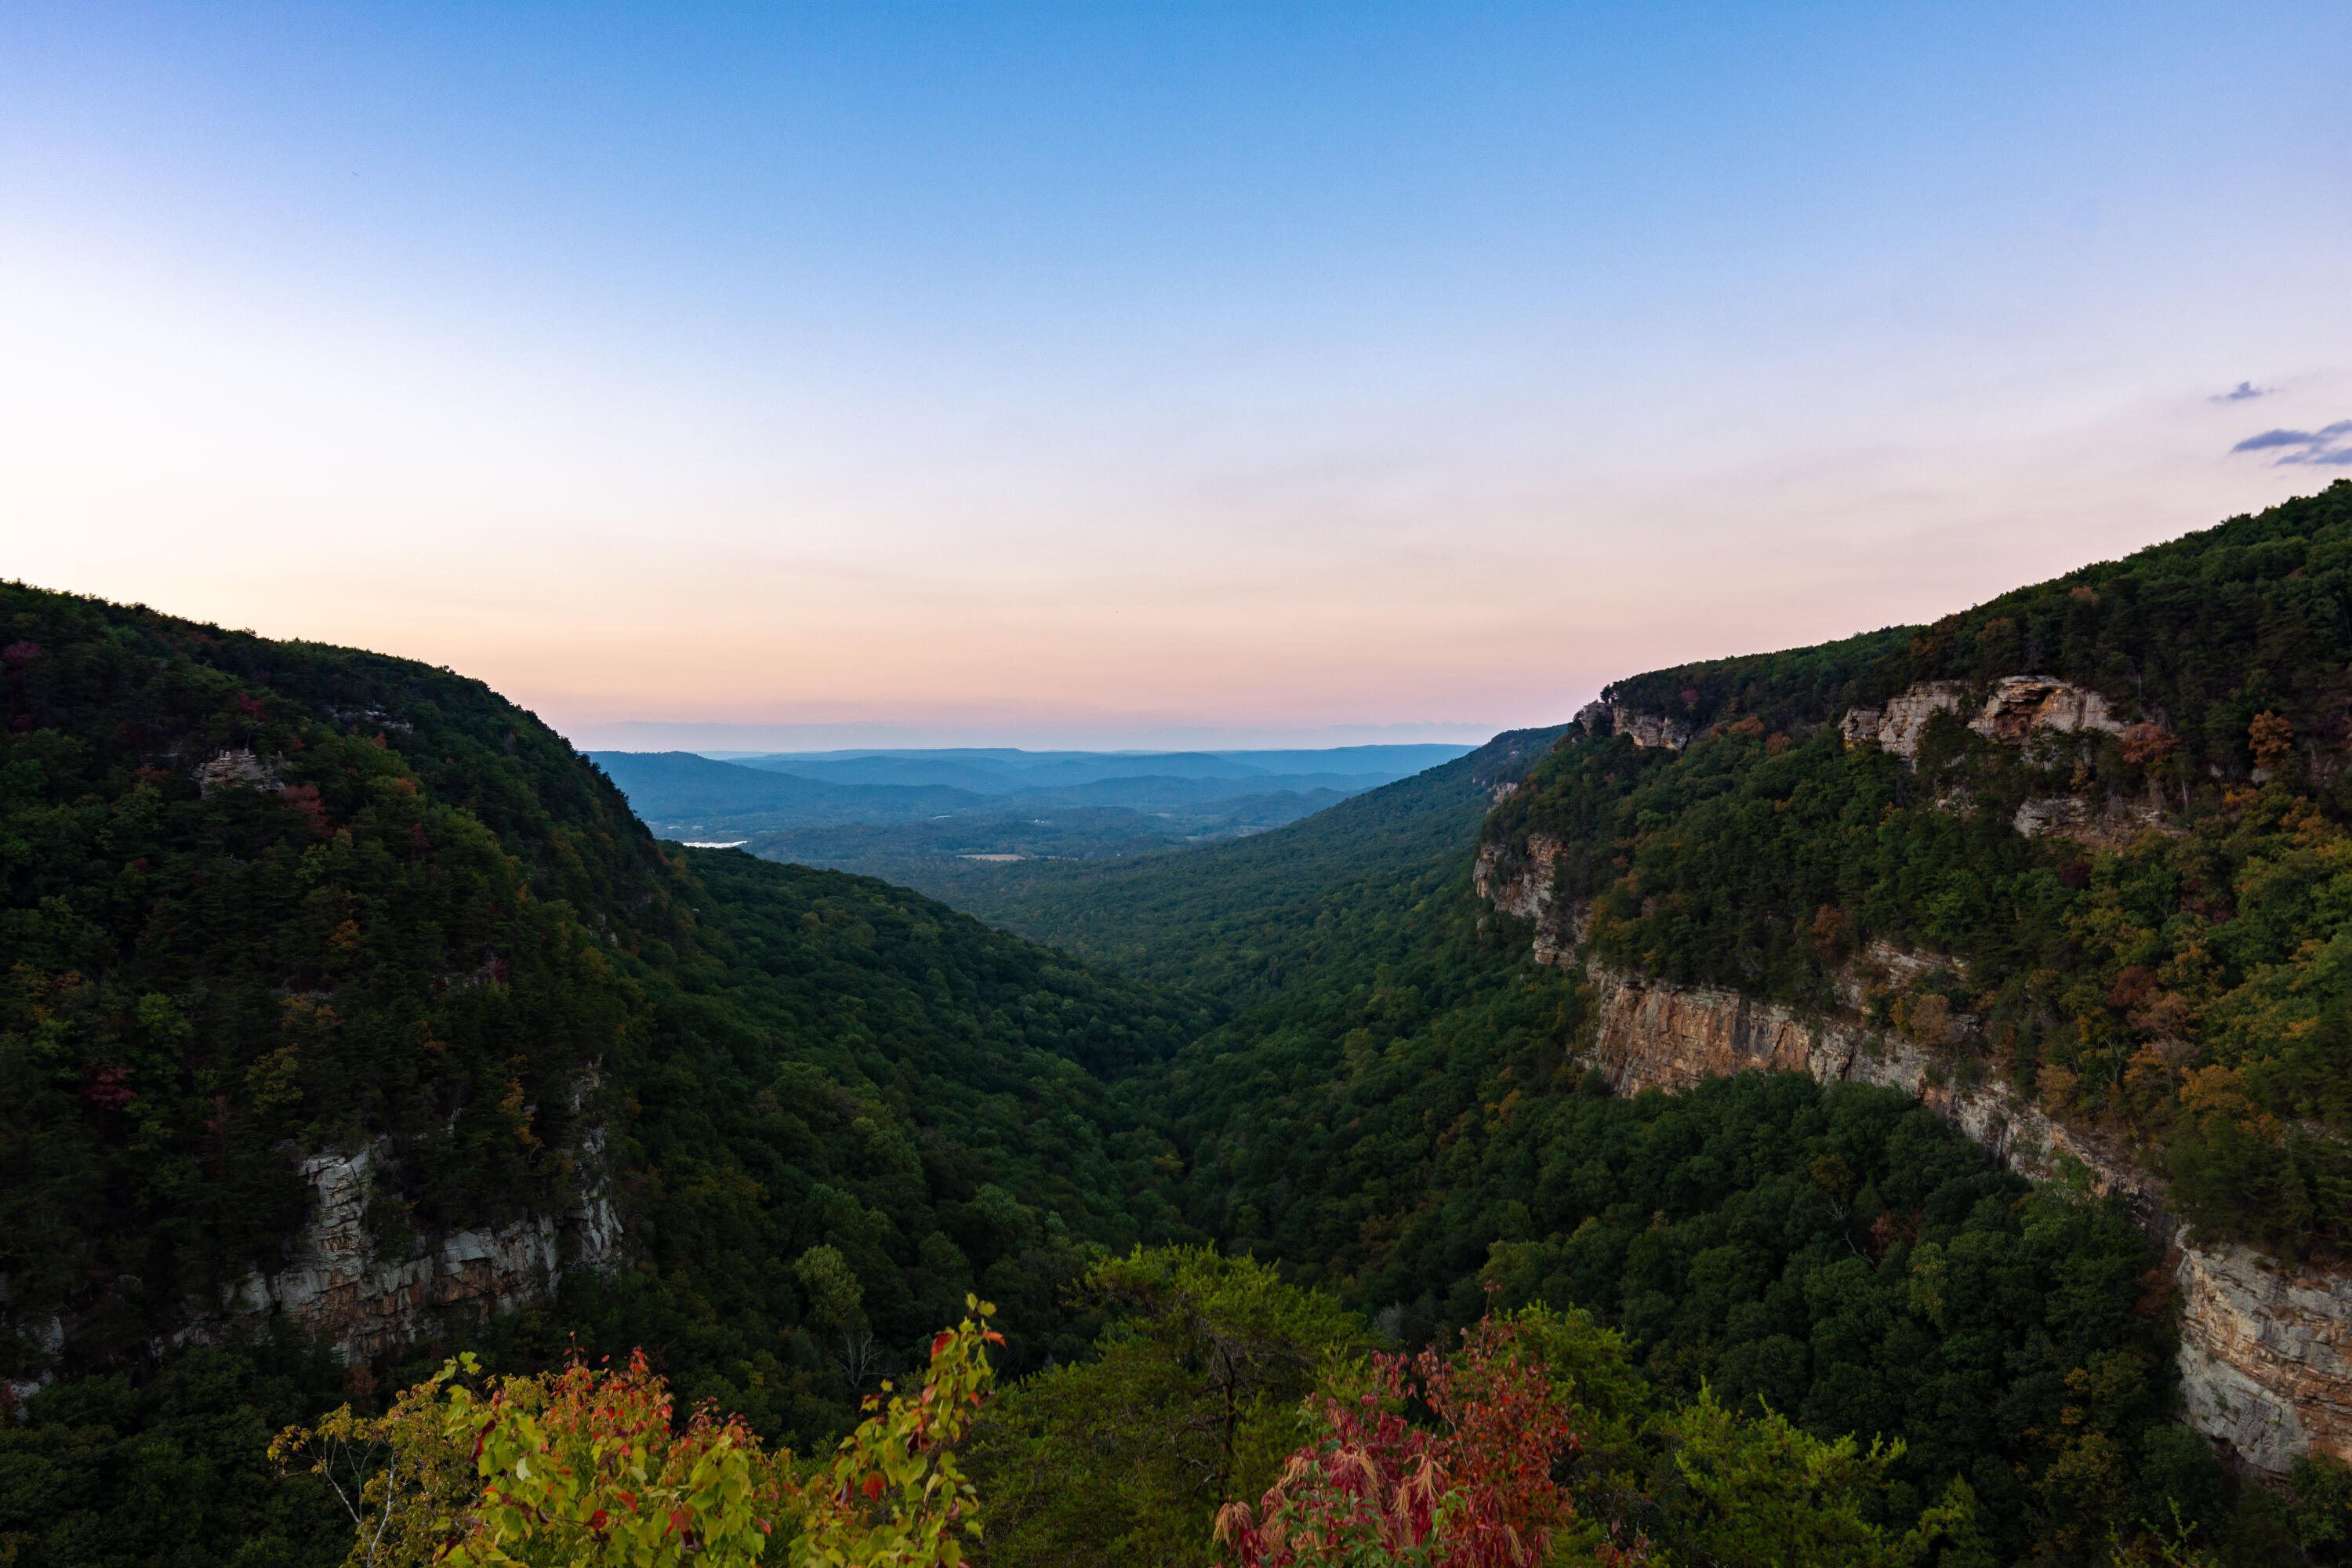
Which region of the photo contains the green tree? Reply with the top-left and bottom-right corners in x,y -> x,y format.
968,1249 -> 1368,1567
1647,1385 -> 1914,1567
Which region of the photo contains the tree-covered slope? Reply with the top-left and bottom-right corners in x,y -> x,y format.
1059,767 -> 2245,1562
591,749 -> 989,824
1488,479 -> 2352,1258
882,726 -> 1565,1009
0,582 -> 1218,1563
1,584 -> 666,1366
548,845 -> 1210,1430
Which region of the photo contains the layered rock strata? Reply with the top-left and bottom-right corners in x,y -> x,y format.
1476,834 -> 2352,1474
2176,1245 -> 2352,1474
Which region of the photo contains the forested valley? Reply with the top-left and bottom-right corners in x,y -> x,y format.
8,485 -> 2352,1567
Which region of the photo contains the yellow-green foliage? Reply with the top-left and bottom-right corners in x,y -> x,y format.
275,1301 -> 1004,1568
790,1300 -> 999,1567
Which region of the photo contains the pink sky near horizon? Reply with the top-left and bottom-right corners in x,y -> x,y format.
13,389 -> 2332,752
4,5 -> 2347,750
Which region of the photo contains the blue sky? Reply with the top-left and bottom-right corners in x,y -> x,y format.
4,2 -> 2348,747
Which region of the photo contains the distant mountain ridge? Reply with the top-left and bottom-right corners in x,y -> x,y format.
872,726 -> 1567,1006
724,742 -> 1473,780
590,749 -> 985,822
586,742 -> 1475,876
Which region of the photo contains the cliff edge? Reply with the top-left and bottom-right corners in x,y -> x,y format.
1478,832 -> 2352,1475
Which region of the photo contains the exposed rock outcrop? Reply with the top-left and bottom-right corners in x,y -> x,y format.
1613,710 -> 1693,751
1472,832 -> 1584,966
1474,842 -> 2352,1474
2177,1243 -> 2352,1475
194,748 -> 283,795
5,1132 -> 622,1406
1977,675 -> 2125,743
2013,795 -> 2092,839
1577,700 -> 1693,752
183,1138 -> 624,1364
1841,681 -> 1967,760
2013,794 -> 2173,849
1571,956 -> 2168,1234
1842,676 -> 2125,762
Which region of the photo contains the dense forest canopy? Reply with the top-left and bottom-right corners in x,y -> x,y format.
0,582 -> 1205,1561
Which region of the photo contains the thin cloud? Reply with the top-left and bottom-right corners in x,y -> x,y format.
2212,381 -> 2269,401
2231,420 -> 2352,466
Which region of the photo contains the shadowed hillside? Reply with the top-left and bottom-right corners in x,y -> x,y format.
861,726 -> 1567,1007
0,582 -> 1207,1559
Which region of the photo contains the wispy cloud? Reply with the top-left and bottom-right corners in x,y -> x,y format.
2212,381 -> 2270,401
2232,420 -> 2352,466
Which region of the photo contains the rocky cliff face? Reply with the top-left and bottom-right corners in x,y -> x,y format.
185,1137 -> 624,1367
1588,675 -> 2123,764
2176,1244 -> 2352,1474
2010,792 -> 2173,849
1840,675 -> 2125,760
1475,836 -> 2352,1475
1476,831 -> 1583,966
6,1130 -> 620,1406
1576,699 -> 1693,753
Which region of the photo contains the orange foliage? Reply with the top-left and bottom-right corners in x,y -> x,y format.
2249,710 -> 2296,771
2118,724 -> 2177,768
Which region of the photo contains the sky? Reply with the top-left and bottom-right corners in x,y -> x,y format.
3,2 -> 2349,750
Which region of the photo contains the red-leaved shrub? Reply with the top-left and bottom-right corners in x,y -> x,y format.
1216,1311 -> 1627,1567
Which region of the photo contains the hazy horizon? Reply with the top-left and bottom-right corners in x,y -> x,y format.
6,2 -> 2347,742
573,721 -> 1505,753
